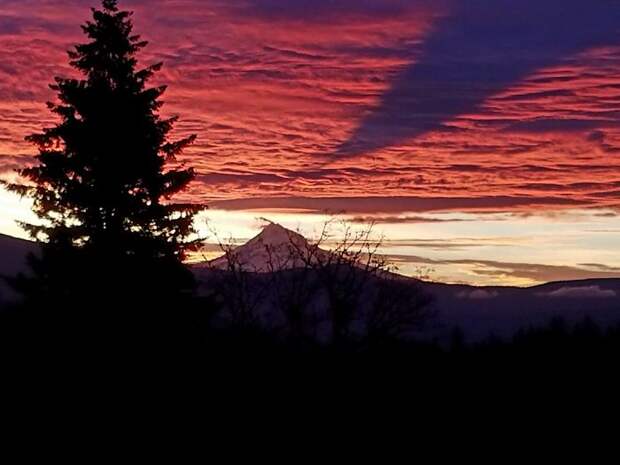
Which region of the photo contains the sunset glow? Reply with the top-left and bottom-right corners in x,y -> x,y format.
1,0 -> 619,285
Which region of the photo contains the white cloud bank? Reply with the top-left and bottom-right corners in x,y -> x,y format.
539,286 -> 617,299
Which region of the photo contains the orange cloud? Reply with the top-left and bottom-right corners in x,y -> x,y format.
0,0 -> 618,216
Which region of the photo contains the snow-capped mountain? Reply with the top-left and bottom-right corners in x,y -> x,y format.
2,226 -> 619,342
206,222 -> 329,272
196,223 -> 620,342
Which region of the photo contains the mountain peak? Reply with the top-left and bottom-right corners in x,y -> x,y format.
249,221 -> 308,247
207,221 -> 316,272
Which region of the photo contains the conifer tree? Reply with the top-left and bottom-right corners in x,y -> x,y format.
3,0 -> 203,310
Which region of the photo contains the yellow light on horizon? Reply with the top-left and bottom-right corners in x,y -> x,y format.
0,185 -> 36,240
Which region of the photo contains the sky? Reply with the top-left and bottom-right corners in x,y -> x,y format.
1,0 -> 620,286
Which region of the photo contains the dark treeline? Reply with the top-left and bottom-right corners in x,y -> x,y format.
3,290 -> 620,370
1,1 -> 619,375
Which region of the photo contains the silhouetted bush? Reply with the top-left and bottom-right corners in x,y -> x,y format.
200,221 -> 433,350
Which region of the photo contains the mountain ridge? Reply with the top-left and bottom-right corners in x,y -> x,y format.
2,226 -> 618,290
2,228 -> 619,341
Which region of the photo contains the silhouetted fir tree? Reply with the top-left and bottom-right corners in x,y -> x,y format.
3,0 -> 203,315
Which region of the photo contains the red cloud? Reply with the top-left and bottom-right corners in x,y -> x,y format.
0,0 -> 619,215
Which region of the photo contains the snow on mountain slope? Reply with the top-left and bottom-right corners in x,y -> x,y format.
2,226 -> 619,342
195,223 -> 620,342
206,222 -> 329,272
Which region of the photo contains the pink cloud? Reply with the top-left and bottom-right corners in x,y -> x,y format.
0,1 -> 618,215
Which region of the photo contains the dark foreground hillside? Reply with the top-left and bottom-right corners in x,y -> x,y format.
1,303 -> 620,380
1,271 -> 620,376
0,234 -> 37,305
2,231 -> 620,362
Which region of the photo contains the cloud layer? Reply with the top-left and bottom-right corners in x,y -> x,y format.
0,0 -> 619,216
538,286 -> 618,299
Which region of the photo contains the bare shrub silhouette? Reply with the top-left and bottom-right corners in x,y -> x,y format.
201,226 -> 267,330
202,219 -> 432,349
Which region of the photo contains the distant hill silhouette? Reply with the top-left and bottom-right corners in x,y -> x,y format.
2,227 -> 619,342
0,234 -> 36,305
195,224 -> 620,343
